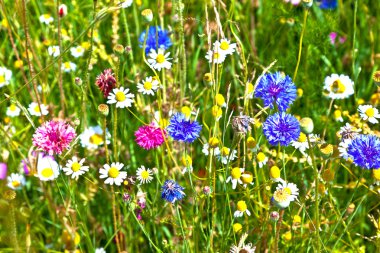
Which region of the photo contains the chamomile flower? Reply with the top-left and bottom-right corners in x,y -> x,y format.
107,87 -> 135,108
215,147 -> 237,164
358,105 -> 380,124
48,46 -> 60,57
272,188 -> 292,209
234,200 -> 251,217
28,102 -> 49,116
63,157 -> 89,180
7,173 -> 26,190
229,233 -> 256,253
61,62 -> 77,73
137,76 -> 159,95
37,154 -> 60,181
212,105 -> 223,121
291,132 -> 309,152
70,46 -> 85,58
226,167 -> 244,189
136,165 -> 153,184
323,74 -> 354,99
256,152 -> 268,168
80,126 -> 111,149
241,171 -> 254,187
6,104 -> 21,117
148,48 -> 172,71
269,166 -> 282,182
181,155 -> 193,174
205,49 -> 226,64
120,0 -> 133,8
213,38 -> 237,56
99,162 -> 128,186
215,94 -> 227,107
0,66 -> 12,87
276,181 -> 299,201
39,14 -> 54,24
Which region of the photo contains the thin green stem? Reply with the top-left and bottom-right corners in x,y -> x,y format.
293,8 -> 309,82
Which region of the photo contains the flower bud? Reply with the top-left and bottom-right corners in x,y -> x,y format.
141,9 -> 153,22
75,77 -> 82,85
299,117 -> 314,134
98,104 -> 109,116
113,44 -> 125,54
58,4 -> 68,18
270,211 -> 280,222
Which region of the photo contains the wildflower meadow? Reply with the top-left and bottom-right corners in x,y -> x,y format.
1,0 -> 380,252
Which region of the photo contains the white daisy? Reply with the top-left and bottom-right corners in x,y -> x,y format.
226,167 -> 244,189
323,74 -> 354,99
7,173 -> 26,190
213,38 -> 237,56
148,48 -> 172,71
137,76 -> 159,95
99,162 -> 127,186
28,102 -> 49,116
95,248 -> 106,253
205,49 -> 226,64
61,62 -> 77,73
272,188 -> 292,209
120,0 -> 133,8
234,200 -> 251,217
358,105 -> 380,124
107,87 -> 135,108
256,152 -> 268,168
276,180 -> 299,201
63,157 -> 89,180
48,46 -> 60,57
80,126 -> 111,150
229,233 -> 256,253
291,132 -> 309,152
6,104 -> 21,117
39,14 -> 54,24
0,66 -> 12,87
136,165 -> 153,184
215,147 -> 237,164
37,154 -> 60,181
70,46 -> 85,58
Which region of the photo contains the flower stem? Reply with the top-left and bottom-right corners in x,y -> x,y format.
176,204 -> 190,251
274,209 -> 284,253
111,185 -> 121,253
293,8 -> 309,82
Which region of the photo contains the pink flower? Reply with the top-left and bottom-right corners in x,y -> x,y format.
95,69 -> 116,97
32,120 -> 76,156
134,124 -> 166,150
284,0 -> 301,5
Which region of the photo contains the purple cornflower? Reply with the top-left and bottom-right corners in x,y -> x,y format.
139,26 -> 172,54
161,180 -> 185,203
166,113 -> 202,143
347,135 -> 380,169
254,72 -> 297,112
263,112 -> 300,146
318,0 -> 337,9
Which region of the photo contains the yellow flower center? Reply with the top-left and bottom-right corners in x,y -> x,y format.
108,167 -> 120,178
247,137 -> 256,149
71,162 -> 81,172
365,108 -> 375,117
43,14 -> 51,19
181,106 -> 191,118
156,54 -> 165,63
141,170 -> 150,179
181,155 -> 192,166
64,62 -> 71,69
221,147 -> 230,156
298,132 -> 307,143
233,223 -> 243,233
247,82 -> 254,94
143,81 -> 153,90
0,75 -> 5,83
89,133 -> 103,145
293,215 -> 301,223
273,189 -> 289,202
220,41 -> 229,50
208,137 -> 219,147
76,47 -> 83,53
9,104 -> 17,111
270,166 -> 281,179
115,91 -> 126,102
257,152 -> 266,162
231,167 -> 242,179
204,73 -> 212,82
241,172 -> 253,184
284,187 -> 292,195
373,169 -> 380,181
215,94 -> 225,106
12,181 -> 21,188
237,201 -> 247,212
34,105 -> 41,113
213,52 -> 220,59
334,110 -> 342,119
331,79 -> 346,93
212,105 -> 222,118
41,168 -> 54,178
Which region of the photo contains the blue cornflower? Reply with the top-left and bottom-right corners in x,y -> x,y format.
139,26 -> 172,54
318,0 -> 337,9
263,112 -> 300,146
167,113 -> 202,143
254,72 -> 297,112
161,180 -> 185,203
347,135 -> 380,169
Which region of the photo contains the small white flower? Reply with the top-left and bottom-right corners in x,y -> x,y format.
120,0 -> 133,8
323,74 -> 354,99
48,46 -> 60,57
37,154 -> 60,181
28,102 -> 49,116
6,104 -> 21,117
215,147 -> 237,165
234,200 -> 251,217
7,173 -> 26,190
61,62 -> 77,73
80,126 -> 111,150
205,49 -> 226,64
63,157 -> 89,180
148,48 -> 172,71
358,105 -> 380,124
213,38 -> 237,56
256,152 -> 268,168
39,14 -> 54,25
95,248 -> 106,253
99,162 -> 127,186
137,76 -> 159,95
107,87 -> 135,108
70,46 -> 85,58
226,167 -> 244,189
136,165 -> 153,184
276,180 -> 299,201
0,66 -> 12,87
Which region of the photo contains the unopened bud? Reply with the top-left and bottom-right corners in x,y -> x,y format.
98,104 -> 109,116
270,211 -> 280,222
299,117 -> 314,134
75,77 -> 82,85
114,44 -> 125,54
141,9 -> 153,22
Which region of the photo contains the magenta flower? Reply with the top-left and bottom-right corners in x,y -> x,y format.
134,124 -> 166,150
32,120 -> 76,156
95,69 -> 116,97
0,163 -> 7,180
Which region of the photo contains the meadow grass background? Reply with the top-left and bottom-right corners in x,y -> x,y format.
1,0 -> 380,252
